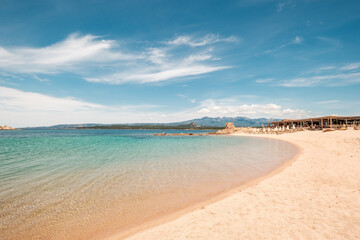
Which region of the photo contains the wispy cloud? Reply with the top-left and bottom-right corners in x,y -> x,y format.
165,98 -> 309,120
85,65 -> 230,84
305,66 -> 336,74
84,35 -> 236,84
0,33 -> 236,85
299,66 -> 336,76
262,36 -> 303,54
0,86 -> 107,112
255,78 -> 274,83
293,36 -> 302,44
0,86 -> 308,127
0,86 -> 162,112
279,72 -> 360,87
0,86 -> 161,127
176,94 -> 187,98
31,74 -> 49,82
277,0 -> 296,12
279,62 -> 360,87
316,100 -> 339,104
0,33 -> 134,74
316,36 -> 342,48
184,53 -> 213,64
176,94 -> 197,103
340,62 -> 360,71
165,34 -> 239,47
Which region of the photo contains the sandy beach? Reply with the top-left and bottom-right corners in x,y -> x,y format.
121,130 -> 360,240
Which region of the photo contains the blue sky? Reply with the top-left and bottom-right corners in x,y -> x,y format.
0,0 -> 359,127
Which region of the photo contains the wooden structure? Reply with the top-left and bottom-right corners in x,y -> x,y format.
269,116 -> 360,129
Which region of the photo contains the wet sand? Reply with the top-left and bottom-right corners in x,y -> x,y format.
121,130 -> 360,240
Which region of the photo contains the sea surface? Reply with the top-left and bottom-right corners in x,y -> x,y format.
0,129 -> 298,240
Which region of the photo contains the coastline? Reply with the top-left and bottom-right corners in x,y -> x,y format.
117,130 -> 360,240
105,133 -> 301,240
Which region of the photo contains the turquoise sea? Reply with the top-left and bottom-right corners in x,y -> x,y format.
0,129 -> 298,240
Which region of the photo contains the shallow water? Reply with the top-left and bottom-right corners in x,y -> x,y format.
0,129 -> 298,240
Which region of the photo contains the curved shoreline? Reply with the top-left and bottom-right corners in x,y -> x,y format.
120,130 -> 360,240
106,135 -> 302,240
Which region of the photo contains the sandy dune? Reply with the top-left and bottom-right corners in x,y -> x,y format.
119,130 -> 360,240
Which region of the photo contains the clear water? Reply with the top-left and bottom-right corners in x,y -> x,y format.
0,129 -> 298,240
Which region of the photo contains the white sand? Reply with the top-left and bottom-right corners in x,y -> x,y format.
119,130 -> 360,240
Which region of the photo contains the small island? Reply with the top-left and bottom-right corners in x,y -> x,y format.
0,125 -> 16,130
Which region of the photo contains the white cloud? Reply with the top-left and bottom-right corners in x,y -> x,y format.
340,62 -> 360,71
166,34 -> 239,47
94,44 -> 232,84
0,86 -> 105,112
85,65 -> 230,84
0,86 -> 161,127
147,47 -> 167,65
176,94 -> 187,98
316,36 -> 342,48
176,94 -> 197,103
308,66 -> 336,74
293,36 -> 303,44
0,33 -> 236,85
277,0 -> 296,12
318,66 -> 335,71
161,98 -> 309,120
32,74 -> 49,82
262,36 -> 303,55
258,62 -> 360,87
0,86 -> 309,127
0,33 -> 134,74
255,78 -> 274,83
279,72 -> 360,87
316,100 -> 339,104
184,53 -> 213,64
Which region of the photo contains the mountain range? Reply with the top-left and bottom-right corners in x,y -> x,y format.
22,116 -> 281,129
169,116 -> 280,127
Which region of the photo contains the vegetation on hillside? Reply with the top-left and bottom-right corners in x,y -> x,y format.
76,124 -> 223,130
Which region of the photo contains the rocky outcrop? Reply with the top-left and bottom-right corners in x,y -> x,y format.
216,122 -> 239,134
0,125 -> 16,130
154,122 -> 250,136
225,122 -> 235,129
168,133 -> 201,136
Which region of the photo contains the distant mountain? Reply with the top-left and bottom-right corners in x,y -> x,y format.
22,116 -> 281,129
77,123 -> 222,130
171,116 -> 281,127
23,123 -> 107,130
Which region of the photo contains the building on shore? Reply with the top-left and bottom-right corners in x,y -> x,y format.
268,116 -> 360,129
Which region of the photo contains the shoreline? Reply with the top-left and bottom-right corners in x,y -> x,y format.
119,130 -> 360,240
105,135 -> 302,240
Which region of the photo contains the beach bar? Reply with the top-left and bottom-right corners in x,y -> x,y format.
268,115 -> 360,129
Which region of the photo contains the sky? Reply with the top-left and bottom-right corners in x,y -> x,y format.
0,0 -> 359,127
